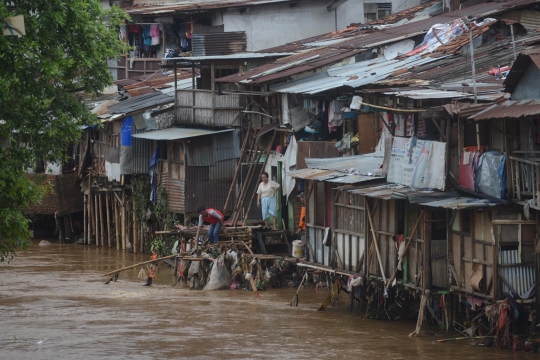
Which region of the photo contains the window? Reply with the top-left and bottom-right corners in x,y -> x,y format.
364,2 -> 392,23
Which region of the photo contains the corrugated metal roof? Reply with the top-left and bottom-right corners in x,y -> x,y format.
131,127 -> 234,140
500,250 -> 535,299
107,92 -> 174,115
345,183 -> 499,208
504,47 -> 540,93
305,152 -> 384,175
469,99 -> 540,120
216,0 -> 540,84
163,52 -> 294,61
378,89 -> 472,99
125,0 -> 297,15
268,55 -> 443,94
288,152 -> 385,184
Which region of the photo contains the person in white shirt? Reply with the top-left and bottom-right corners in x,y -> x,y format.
256,172 -> 280,230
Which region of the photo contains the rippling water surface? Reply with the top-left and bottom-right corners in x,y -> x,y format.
0,241 -> 534,359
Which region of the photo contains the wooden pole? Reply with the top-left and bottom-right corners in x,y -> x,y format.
365,200 -> 387,284
99,193 -> 105,247
231,132 -> 260,225
114,195 -> 120,250
83,194 -> 87,245
133,198 -> 138,254
243,131 -> 277,226
106,192 -> 111,248
103,254 -> 178,276
140,223 -> 144,254
122,190 -> 126,250
409,292 -> 427,337
224,125 -> 251,212
88,187 -> 94,241
386,209 -> 425,288
94,193 -> 99,246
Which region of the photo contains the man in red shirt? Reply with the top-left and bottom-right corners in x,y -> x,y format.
195,206 -> 227,247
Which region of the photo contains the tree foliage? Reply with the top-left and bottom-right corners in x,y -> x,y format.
0,1 -> 129,261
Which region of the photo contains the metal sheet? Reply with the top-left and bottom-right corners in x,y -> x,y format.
132,127 -> 234,140
192,32 -> 247,57
469,99 -> 540,121
500,250 -> 535,299
186,135 -> 214,166
212,129 -> 240,162
164,52 -> 294,61
107,92 -> 174,114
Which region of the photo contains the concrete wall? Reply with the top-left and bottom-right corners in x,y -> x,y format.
336,0 -> 421,30
511,63 -> 540,100
212,0 -> 420,51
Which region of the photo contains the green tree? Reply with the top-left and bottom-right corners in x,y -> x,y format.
0,1 -> 129,261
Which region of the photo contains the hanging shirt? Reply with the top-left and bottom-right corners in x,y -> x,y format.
257,180 -> 280,198
198,208 -> 223,226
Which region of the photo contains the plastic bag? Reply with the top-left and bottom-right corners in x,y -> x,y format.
202,254 -> 232,291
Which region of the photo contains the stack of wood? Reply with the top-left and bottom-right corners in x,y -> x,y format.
217,227 -> 253,249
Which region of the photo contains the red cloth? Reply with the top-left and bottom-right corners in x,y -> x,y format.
202,208 -> 223,224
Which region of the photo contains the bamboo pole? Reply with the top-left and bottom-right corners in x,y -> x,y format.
122,190 -> 126,250
224,125 -> 252,212
99,193 -> 105,247
103,254 -> 178,276
243,131 -> 277,226
106,192 -> 111,248
94,193 -> 99,246
365,200 -> 387,284
436,336 -> 495,343
114,195 -> 120,250
386,209 -> 425,288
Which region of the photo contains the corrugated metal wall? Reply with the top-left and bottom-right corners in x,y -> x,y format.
192,32 -> 247,56
162,174 -> 185,213
500,250 -> 535,298
132,127 -> 153,174
184,131 -> 240,213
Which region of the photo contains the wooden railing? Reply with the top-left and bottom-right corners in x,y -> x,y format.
509,155 -> 540,207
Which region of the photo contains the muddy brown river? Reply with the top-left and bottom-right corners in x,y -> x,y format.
0,240 -> 535,359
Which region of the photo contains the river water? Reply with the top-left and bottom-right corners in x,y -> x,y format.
0,240 -> 534,360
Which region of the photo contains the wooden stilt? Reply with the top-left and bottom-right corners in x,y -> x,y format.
409,292 -> 427,337
140,223 -> 144,254
122,190 -> 126,250
88,188 -> 94,241
114,195 -> 120,250
94,193 -> 99,246
99,193 -> 105,247
133,198 -> 138,254
106,192 -> 111,248
83,194 -> 87,245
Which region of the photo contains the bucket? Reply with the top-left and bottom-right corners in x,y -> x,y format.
292,240 -> 304,258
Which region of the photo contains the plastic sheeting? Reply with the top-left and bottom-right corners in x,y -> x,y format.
282,135 -> 297,203
475,151 -> 507,200
120,116 -> 133,174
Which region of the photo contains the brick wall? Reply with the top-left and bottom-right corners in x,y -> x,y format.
26,172 -> 84,215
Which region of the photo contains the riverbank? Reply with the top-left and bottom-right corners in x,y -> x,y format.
0,241 -> 536,359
